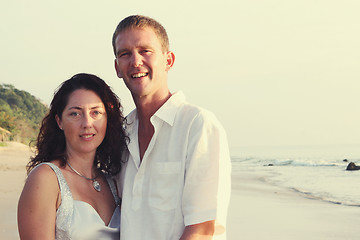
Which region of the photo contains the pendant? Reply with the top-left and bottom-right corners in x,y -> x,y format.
93,180 -> 101,192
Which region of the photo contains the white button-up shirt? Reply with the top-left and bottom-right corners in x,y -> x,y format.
118,92 -> 231,240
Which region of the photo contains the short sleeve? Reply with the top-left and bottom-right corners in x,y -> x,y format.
182,110 -> 232,229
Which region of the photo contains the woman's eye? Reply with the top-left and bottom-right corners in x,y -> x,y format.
69,112 -> 82,119
92,110 -> 104,118
70,112 -> 80,117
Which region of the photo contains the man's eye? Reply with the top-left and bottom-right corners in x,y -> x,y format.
118,52 -> 129,58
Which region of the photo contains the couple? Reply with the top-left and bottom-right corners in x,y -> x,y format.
18,15 -> 232,240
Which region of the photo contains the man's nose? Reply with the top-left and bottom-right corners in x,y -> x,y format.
131,52 -> 143,67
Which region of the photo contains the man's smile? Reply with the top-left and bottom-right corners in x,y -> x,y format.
131,72 -> 148,78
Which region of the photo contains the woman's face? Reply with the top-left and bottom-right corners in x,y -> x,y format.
56,89 -> 107,157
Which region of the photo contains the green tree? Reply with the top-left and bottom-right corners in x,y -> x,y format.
0,84 -> 48,144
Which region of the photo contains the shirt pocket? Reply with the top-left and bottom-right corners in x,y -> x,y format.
149,162 -> 181,211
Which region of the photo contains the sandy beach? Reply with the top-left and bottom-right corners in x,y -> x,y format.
0,142 -> 32,240
1,142 -> 359,240
227,169 -> 360,240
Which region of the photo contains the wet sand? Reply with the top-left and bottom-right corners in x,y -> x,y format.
226,170 -> 360,239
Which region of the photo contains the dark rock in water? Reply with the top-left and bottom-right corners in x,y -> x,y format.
264,164 -> 274,167
346,162 -> 360,171
343,159 -> 348,162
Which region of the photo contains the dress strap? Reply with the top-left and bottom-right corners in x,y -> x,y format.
37,163 -> 72,199
106,175 -> 121,206
35,162 -> 74,232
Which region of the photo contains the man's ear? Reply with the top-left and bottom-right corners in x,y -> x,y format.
114,59 -> 123,78
165,51 -> 175,71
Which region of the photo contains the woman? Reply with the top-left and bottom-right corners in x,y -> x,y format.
18,73 -> 128,239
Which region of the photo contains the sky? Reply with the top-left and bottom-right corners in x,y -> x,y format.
1,0 -> 360,152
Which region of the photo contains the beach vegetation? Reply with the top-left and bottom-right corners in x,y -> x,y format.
0,84 -> 48,144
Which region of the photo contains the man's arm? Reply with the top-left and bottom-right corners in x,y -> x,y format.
180,220 -> 215,240
181,110 -> 231,240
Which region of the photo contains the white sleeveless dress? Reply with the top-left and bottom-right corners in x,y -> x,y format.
38,162 -> 120,239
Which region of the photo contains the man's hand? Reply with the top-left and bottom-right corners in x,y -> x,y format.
179,220 -> 215,240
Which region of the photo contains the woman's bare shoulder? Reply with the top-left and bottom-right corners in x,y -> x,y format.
25,162 -> 61,192
18,162 -> 60,239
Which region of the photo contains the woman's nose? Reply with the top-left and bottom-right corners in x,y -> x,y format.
81,113 -> 93,128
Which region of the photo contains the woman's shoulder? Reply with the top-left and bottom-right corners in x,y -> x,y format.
18,161 -> 62,238
27,161 -> 63,188
19,161 -> 62,212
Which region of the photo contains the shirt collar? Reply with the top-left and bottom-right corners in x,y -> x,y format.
125,91 -> 186,131
154,91 -> 186,126
124,109 -> 137,135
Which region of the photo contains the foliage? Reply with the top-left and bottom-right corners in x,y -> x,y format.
0,84 -> 48,144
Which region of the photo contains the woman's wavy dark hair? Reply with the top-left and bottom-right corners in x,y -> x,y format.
27,73 -> 128,175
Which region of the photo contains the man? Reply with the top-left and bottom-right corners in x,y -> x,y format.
113,15 -> 231,240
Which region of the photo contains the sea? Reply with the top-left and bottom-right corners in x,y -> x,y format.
230,144 -> 360,207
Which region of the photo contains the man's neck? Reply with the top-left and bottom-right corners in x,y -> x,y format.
134,91 -> 172,122
133,90 -> 172,161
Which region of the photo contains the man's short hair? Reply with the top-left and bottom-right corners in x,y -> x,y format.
112,15 -> 170,55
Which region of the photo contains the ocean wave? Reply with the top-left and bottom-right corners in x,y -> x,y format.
231,145 -> 360,208
231,156 -> 343,167
289,187 -> 360,207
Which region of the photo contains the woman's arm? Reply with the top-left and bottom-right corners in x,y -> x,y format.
18,164 -> 60,239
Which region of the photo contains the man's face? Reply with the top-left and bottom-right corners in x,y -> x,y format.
114,27 -> 174,99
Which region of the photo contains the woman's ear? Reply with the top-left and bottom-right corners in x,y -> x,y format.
55,115 -> 63,130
